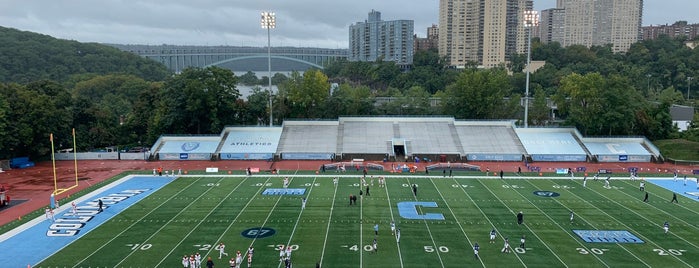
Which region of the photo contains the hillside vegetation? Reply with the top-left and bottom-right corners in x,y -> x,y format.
0,26 -> 169,83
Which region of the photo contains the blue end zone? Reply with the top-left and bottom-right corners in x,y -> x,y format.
0,176 -> 173,267
573,230 -> 644,243
647,178 -> 699,201
262,188 -> 306,195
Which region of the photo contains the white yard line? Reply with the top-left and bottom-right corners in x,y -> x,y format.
428,179 -> 485,267
360,176 -> 364,268
532,179 -> 649,267
199,176 -> 274,259
448,177 -> 528,267
277,177 -> 317,268
111,177 -> 229,267
70,177 -> 201,267
383,178 -> 405,268
318,177 -> 339,267
569,179 -> 696,267
153,176 -> 252,267
477,179 -> 572,268
247,173 -> 299,247
405,178 -> 446,268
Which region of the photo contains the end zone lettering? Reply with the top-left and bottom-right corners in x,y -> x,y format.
47,189 -> 150,237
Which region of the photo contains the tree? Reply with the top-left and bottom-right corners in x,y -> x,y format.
151,67 -> 240,135
282,69 -> 330,118
553,73 -> 645,136
238,71 -> 260,85
529,87 -> 551,126
441,68 -> 518,119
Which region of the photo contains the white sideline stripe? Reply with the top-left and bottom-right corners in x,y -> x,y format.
319,177 -> 339,266
448,177 -> 528,267
406,178 -> 446,268
477,179 -> 571,268
153,177 -> 250,267
384,178 -> 405,268
277,177 -> 318,268
360,177 -> 363,268
428,179 -> 485,267
72,177 -> 201,268
570,180 -> 696,267
111,177 -> 228,267
617,179 -> 699,218
0,174 -> 139,244
532,179 -> 647,267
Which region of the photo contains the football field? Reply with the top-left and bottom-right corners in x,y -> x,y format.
34,174 -> 699,267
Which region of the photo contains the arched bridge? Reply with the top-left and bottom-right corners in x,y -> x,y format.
109,44 -> 348,73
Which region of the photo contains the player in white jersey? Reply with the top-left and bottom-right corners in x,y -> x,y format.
283,177 -> 289,188
285,245 -> 292,260
396,228 -> 401,243
219,242 -> 229,259
390,220 -> 396,235
582,176 -> 587,187
194,252 -> 201,268
247,246 -> 254,267
235,251 -> 242,268
279,245 -> 285,261
71,201 -> 77,215
182,255 -> 189,268
502,237 -> 511,253
189,255 -> 196,268
45,207 -> 52,221
229,257 -> 236,268
302,197 -> 307,209
333,177 -> 338,186
570,211 -> 575,223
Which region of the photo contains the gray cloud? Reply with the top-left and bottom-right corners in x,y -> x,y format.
0,0 -> 694,48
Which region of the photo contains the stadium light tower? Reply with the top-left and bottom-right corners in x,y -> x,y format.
261,11 -> 276,127
523,10 -> 539,128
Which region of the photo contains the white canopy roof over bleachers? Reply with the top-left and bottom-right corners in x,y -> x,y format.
149,117 -> 661,162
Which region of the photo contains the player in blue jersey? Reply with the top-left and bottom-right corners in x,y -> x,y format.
663,221 -> 670,235
489,229 -> 497,243
473,243 -> 480,259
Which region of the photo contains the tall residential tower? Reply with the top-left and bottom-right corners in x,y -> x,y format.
438,0 -> 533,68
541,0 -> 643,52
349,10 -> 414,66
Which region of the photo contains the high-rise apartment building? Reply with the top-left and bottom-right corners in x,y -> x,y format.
642,21 -> 699,41
543,0 -> 643,52
349,10 -> 414,66
414,24 -> 439,52
438,0 -> 532,68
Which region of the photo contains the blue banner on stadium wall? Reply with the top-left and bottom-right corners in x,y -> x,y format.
466,154 -> 522,161
281,153 -> 334,160
597,155 -> 651,162
219,153 -> 273,160
531,154 -> 587,162
159,153 -> 211,160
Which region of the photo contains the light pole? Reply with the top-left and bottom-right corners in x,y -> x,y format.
523,10 -> 539,128
261,11 -> 275,127
688,76 -> 693,100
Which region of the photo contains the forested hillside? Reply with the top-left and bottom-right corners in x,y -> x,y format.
0,26 -> 169,83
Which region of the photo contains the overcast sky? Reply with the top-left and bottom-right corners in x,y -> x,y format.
0,0 -> 695,48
